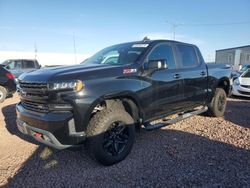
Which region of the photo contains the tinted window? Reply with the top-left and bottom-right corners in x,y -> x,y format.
176,44 -> 198,67
82,43 -> 148,65
23,60 -> 35,68
6,61 -> 16,69
15,61 -> 22,69
5,60 -> 22,69
148,44 -> 176,69
241,65 -> 250,72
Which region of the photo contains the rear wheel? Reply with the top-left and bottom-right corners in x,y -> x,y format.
207,88 -> 227,117
87,108 -> 135,165
0,86 -> 7,103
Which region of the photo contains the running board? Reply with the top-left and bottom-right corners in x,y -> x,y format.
144,106 -> 208,130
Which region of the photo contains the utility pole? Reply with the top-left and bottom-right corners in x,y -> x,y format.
34,42 -> 37,60
166,21 -> 182,40
73,34 -> 77,64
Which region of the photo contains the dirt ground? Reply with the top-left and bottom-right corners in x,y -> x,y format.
0,94 -> 249,187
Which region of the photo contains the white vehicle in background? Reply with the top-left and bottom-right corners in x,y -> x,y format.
232,69 -> 250,97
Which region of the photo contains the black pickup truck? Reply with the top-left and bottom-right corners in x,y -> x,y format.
16,39 -> 231,165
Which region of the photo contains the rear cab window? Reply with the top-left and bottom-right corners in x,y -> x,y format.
23,60 -> 35,68
176,44 -> 199,68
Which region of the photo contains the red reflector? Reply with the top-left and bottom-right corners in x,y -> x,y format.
6,73 -> 15,79
34,132 -> 43,138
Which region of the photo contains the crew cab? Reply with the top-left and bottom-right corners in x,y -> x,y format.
16,40 -> 231,165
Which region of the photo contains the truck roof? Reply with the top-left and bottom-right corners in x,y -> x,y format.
119,39 -> 197,47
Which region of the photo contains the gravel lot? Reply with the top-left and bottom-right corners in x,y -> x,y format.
0,94 -> 249,187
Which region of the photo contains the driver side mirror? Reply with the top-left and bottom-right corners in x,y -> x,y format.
146,59 -> 168,70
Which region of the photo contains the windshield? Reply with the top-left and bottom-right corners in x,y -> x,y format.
1,60 -> 9,65
240,65 -> 250,72
242,69 -> 250,78
81,43 -> 149,65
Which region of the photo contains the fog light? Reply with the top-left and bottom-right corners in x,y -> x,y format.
34,132 -> 43,138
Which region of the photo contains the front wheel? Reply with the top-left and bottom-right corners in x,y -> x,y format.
207,88 -> 227,117
86,108 -> 135,165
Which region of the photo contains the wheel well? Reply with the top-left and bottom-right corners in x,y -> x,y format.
90,98 -> 141,127
217,78 -> 230,95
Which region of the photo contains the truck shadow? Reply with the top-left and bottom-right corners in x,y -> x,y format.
2,104 -> 250,187
2,104 -> 40,145
4,129 -> 250,187
224,97 -> 250,129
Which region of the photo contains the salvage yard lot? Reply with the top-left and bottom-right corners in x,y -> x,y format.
0,94 -> 249,187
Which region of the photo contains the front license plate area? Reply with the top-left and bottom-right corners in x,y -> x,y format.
17,120 -> 28,134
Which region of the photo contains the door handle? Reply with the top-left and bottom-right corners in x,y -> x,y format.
200,71 -> 206,76
173,74 -> 180,79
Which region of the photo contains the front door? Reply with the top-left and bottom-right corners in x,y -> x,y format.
141,42 -> 183,120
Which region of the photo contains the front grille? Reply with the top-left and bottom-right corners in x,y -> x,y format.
241,85 -> 250,89
19,81 -> 48,90
21,100 -> 49,113
238,90 -> 250,96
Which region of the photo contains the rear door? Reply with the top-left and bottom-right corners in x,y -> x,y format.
174,44 -> 207,108
141,42 -> 183,120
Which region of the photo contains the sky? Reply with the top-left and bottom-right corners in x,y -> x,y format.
0,0 -> 250,61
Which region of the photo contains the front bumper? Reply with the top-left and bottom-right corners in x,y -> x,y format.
16,103 -> 86,149
232,84 -> 250,98
16,118 -> 72,149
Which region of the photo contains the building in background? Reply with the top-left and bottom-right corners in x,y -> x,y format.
215,45 -> 250,70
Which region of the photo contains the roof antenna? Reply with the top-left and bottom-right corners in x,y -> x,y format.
34,42 -> 37,60
143,36 -> 150,42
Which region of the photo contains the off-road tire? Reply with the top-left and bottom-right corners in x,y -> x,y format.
0,86 -> 7,103
87,108 -> 135,165
207,88 -> 227,117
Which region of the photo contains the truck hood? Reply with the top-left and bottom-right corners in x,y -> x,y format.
19,64 -> 123,82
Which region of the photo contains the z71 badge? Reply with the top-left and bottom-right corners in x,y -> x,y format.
123,69 -> 137,74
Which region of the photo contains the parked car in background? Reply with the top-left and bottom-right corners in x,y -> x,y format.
0,65 -> 16,103
232,69 -> 250,97
1,59 -> 41,79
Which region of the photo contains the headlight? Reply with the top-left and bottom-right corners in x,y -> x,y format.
49,80 -> 84,92
233,79 -> 240,86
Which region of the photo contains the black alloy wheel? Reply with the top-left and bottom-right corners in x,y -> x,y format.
103,121 -> 129,156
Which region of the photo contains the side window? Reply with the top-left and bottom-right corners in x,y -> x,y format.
176,44 -> 198,68
148,44 -> 176,69
15,61 -> 22,69
6,61 -> 15,69
23,61 -> 35,68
